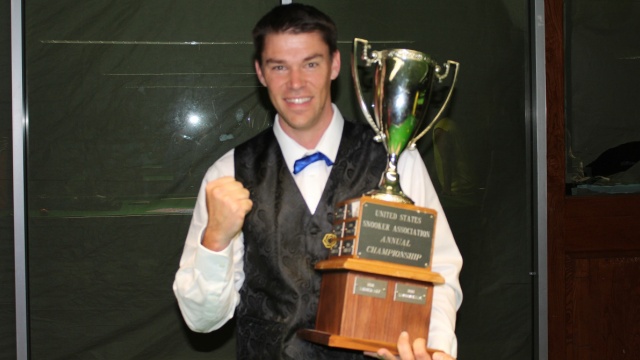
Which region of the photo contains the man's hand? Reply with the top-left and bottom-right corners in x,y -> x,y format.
367,332 -> 455,360
201,176 -> 253,251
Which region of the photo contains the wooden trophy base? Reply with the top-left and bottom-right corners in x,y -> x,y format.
297,330 -> 442,356
299,257 -> 444,355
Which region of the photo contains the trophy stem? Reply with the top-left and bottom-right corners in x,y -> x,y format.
366,154 -> 414,204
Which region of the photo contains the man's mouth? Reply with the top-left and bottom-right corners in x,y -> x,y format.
285,97 -> 311,104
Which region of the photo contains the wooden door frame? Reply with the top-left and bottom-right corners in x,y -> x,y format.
546,1 -> 640,358
545,0 -> 567,356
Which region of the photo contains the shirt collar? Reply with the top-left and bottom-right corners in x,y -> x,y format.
273,104 -> 344,173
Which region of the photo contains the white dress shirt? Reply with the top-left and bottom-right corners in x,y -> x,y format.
173,105 -> 463,357
274,107 -> 343,214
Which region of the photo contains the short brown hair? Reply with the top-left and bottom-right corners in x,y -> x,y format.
252,3 -> 338,64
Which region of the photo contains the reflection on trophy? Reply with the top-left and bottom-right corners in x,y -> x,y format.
298,38 -> 459,355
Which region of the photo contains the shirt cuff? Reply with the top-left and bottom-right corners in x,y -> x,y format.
193,241 -> 233,281
428,332 -> 457,358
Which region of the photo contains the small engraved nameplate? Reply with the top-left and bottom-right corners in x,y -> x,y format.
353,277 -> 388,299
341,239 -> 354,255
394,283 -> 427,305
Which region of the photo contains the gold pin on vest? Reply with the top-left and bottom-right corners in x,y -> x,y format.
322,233 -> 338,249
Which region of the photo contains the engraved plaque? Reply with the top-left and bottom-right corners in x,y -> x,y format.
341,240 -> 354,255
394,283 -> 428,305
357,201 -> 435,267
354,276 -> 388,299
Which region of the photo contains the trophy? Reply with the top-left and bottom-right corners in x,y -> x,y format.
298,38 -> 459,355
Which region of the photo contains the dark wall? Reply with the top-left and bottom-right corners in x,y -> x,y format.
16,1 -> 536,359
24,1 -> 276,359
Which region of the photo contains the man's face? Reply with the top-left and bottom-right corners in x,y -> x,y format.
255,31 -> 340,146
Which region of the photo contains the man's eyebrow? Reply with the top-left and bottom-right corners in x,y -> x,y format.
263,53 -> 324,65
264,58 -> 285,65
303,53 -> 324,62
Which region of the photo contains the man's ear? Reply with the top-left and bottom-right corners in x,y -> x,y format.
255,60 -> 267,86
330,50 -> 341,80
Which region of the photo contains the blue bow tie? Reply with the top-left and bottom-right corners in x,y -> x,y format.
293,152 -> 334,174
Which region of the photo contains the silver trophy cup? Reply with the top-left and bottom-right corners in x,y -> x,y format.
352,38 -> 459,204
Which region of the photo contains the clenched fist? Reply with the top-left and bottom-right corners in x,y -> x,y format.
201,176 -> 253,251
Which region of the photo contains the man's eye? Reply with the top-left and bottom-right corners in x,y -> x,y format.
307,62 -> 319,68
272,65 -> 285,71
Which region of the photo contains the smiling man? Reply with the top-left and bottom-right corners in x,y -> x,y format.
255,30 -> 339,149
173,4 -> 462,360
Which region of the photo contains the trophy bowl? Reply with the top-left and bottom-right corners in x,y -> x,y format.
352,38 -> 459,204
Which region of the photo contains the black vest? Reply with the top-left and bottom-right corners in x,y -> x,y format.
234,121 -> 387,360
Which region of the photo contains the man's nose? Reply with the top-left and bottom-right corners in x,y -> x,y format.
288,69 -> 304,89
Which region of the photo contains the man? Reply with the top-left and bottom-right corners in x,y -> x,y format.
173,4 -> 462,360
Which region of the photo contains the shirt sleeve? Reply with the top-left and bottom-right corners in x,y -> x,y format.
398,149 -> 463,358
172,149 -> 246,333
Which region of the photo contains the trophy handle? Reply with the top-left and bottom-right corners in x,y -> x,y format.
352,38 -> 384,142
407,60 -> 460,149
